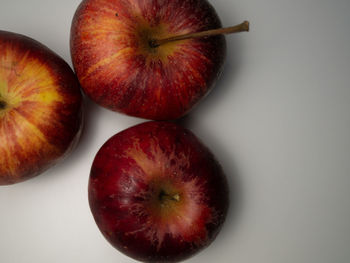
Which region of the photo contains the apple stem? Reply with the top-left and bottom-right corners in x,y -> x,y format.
150,20 -> 249,48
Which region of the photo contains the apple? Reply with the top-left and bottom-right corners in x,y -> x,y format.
71,0 -> 248,120
0,31 -> 83,185
89,121 -> 229,262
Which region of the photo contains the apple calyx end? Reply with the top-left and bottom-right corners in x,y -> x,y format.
159,190 -> 180,203
0,100 -> 7,110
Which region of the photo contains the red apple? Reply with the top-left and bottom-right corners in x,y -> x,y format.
89,121 -> 229,262
71,0 -> 248,120
0,31 -> 83,185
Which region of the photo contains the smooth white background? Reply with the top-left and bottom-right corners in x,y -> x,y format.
1,0 -> 350,262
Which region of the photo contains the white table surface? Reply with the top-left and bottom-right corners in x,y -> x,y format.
1,0 -> 350,262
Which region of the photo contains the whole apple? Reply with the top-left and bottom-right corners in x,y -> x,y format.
70,0 -> 228,120
89,121 -> 229,262
0,31 -> 83,185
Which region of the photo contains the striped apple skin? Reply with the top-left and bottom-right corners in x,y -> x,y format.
0,31 -> 83,185
71,0 -> 226,120
89,121 -> 229,262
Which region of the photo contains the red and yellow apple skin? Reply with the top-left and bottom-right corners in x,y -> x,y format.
89,121 -> 229,262
0,31 -> 83,185
71,0 -> 226,120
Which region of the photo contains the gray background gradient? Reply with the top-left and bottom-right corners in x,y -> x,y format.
1,0 -> 350,262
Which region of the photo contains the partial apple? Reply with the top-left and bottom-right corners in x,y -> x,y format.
0,31 -> 83,185
70,0 -> 227,120
89,121 -> 229,262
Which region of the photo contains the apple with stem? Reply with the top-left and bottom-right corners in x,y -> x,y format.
0,31 -> 83,185
89,121 -> 229,262
71,0 -> 249,120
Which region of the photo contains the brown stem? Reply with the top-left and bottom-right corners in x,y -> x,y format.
150,20 -> 249,48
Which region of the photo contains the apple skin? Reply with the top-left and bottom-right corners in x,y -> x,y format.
0,31 -> 83,185
89,121 -> 229,262
71,0 -> 226,120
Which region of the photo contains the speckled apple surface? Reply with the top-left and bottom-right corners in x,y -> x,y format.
71,0 -> 225,120
0,31 -> 83,185
1,0 -> 350,263
89,122 -> 229,262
